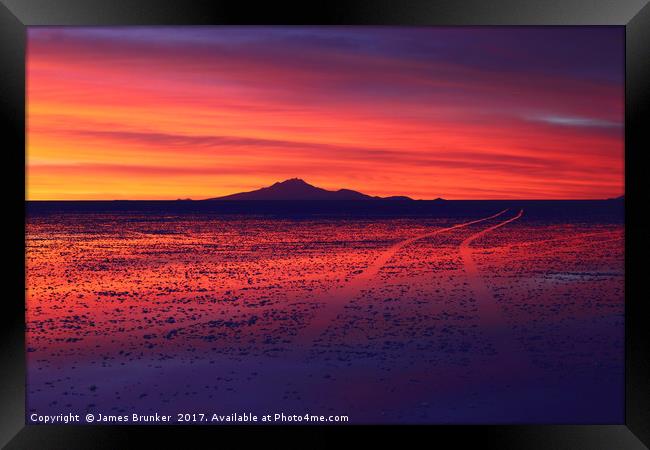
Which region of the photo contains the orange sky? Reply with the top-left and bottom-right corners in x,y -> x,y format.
26,27 -> 624,200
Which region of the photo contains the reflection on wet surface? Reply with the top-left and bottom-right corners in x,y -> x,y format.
26,206 -> 624,423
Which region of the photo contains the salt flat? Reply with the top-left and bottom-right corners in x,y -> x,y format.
26,201 -> 624,423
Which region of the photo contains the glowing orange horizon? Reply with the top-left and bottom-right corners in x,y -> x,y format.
26,27 -> 624,200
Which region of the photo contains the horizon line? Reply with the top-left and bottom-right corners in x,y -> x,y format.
26,196 -> 624,202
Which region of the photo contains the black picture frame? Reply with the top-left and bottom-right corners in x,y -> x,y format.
1,1 -> 648,448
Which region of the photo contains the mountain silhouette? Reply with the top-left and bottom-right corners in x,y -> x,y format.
207,178 -> 413,201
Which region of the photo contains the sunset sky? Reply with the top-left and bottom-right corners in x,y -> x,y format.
27,27 -> 624,200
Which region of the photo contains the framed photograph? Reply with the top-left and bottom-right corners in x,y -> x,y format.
1,0 -> 648,448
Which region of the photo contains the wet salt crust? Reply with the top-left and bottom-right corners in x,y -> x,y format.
26,207 -> 624,423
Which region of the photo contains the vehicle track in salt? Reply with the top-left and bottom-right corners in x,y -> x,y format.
293,209 -> 509,348
268,208 -> 536,414
458,209 -> 531,371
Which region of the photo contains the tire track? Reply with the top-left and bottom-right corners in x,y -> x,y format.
459,209 -> 529,369
294,209 -> 509,348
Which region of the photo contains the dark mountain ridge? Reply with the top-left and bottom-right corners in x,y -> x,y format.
206,178 -> 414,201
